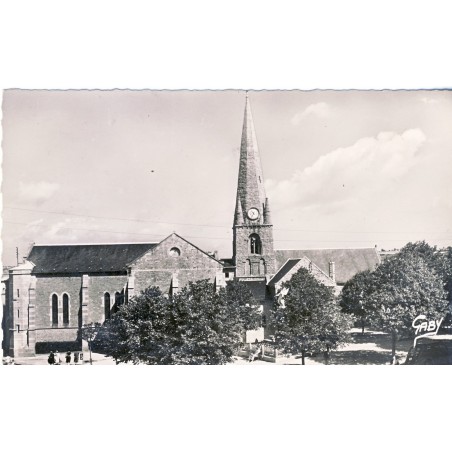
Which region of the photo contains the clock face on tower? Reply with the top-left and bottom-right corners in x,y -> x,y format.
247,208 -> 260,221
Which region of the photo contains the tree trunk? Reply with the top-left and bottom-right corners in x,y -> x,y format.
324,345 -> 330,365
88,341 -> 93,365
301,349 -> 305,365
361,316 -> 365,335
391,330 -> 397,361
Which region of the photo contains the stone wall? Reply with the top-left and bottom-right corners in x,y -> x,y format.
88,274 -> 128,323
132,234 -> 224,295
233,224 -> 276,277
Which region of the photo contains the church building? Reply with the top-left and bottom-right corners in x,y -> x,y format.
2,94 -> 380,357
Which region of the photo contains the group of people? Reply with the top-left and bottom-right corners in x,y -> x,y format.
48,350 -> 83,365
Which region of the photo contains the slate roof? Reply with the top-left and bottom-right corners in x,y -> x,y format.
27,243 -> 158,274
269,258 -> 301,287
275,248 -> 381,285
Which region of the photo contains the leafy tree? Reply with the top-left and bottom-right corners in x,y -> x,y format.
272,267 -> 352,365
81,322 -> 102,365
340,270 -> 377,334
102,280 -> 261,365
397,241 -> 452,304
368,251 -> 448,357
444,247 -> 452,303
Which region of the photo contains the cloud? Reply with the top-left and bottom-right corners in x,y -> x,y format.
266,128 -> 427,212
291,102 -> 332,125
19,181 -> 60,203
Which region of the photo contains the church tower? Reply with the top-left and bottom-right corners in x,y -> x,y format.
233,94 -> 276,278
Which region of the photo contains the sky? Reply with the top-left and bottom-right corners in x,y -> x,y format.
2,89 -> 452,266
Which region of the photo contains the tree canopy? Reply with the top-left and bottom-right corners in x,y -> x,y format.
272,267 -> 352,364
368,245 -> 449,355
101,279 -> 261,365
340,270 -> 377,333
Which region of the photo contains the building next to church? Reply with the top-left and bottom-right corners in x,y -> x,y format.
2,95 -> 380,358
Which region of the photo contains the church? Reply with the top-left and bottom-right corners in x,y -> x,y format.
2,95 -> 380,357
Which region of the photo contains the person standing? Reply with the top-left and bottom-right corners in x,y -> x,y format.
54,350 -> 60,365
48,351 -> 55,365
65,351 -> 72,365
73,351 -> 79,365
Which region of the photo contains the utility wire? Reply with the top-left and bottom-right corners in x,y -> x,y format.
5,220 -> 448,244
4,205 -> 451,235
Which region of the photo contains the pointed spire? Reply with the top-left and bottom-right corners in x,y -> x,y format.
263,197 -> 272,225
235,93 -> 267,225
234,195 -> 244,225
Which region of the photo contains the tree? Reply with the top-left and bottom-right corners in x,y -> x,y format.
272,267 -> 352,365
443,247 -> 452,304
81,322 -> 102,365
368,251 -> 448,357
102,280 -> 261,365
340,270 -> 376,334
397,241 -> 452,304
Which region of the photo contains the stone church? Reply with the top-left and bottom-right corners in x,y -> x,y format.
2,95 -> 380,357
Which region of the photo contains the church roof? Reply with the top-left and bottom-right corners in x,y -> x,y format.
275,248 -> 381,285
269,258 -> 302,286
27,243 -> 158,274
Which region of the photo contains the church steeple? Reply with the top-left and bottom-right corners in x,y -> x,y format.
234,92 -> 267,225
234,194 -> 244,225
233,93 -> 275,278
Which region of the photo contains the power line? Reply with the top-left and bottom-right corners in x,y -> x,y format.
4,206 -> 229,229
5,220 -> 449,244
3,221 -> 229,241
4,205 -> 451,235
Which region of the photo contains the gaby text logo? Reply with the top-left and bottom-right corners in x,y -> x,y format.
412,315 -> 443,346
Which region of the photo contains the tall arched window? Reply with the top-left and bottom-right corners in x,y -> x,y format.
52,294 -> 58,327
114,291 -> 124,313
104,292 -> 111,321
249,234 -> 262,255
63,293 -> 69,326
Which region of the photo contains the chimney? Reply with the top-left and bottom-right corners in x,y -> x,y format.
329,261 -> 336,282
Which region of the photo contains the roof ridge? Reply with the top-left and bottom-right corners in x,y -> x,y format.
33,242 -> 159,246
276,247 -> 377,251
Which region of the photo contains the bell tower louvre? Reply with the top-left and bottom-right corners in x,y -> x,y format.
233,93 -> 276,278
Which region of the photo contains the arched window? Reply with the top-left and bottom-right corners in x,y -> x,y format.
52,294 -> 58,326
63,293 -> 69,326
169,247 -> 181,257
259,258 -> 266,275
249,234 -> 262,255
104,292 -> 111,321
114,291 -> 124,313
246,259 -> 251,276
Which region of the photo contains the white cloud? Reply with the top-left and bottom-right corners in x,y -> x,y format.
19,181 -> 60,203
266,128 -> 427,211
291,102 -> 332,124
